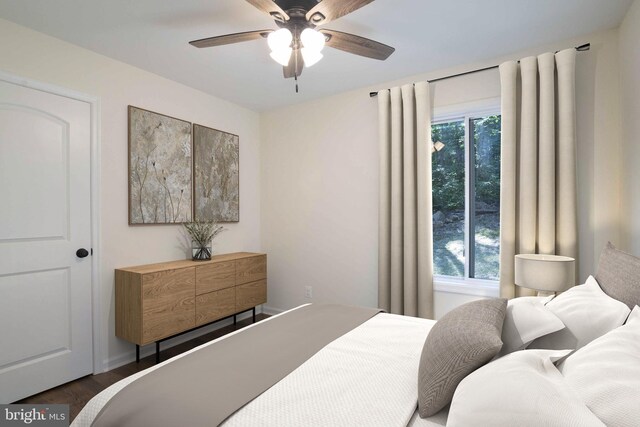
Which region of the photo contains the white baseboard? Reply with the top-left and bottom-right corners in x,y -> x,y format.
262,305 -> 285,315
102,309 -> 260,371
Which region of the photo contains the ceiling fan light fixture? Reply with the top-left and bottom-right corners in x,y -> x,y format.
301,48 -> 323,67
267,28 -> 293,66
270,47 -> 293,66
300,28 -> 325,52
267,28 -> 293,52
189,0 -> 396,81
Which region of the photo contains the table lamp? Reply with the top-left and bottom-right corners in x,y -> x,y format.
514,254 -> 575,297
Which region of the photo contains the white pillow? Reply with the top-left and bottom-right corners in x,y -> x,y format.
558,306 -> 640,427
498,296 -> 564,357
447,349 -> 604,427
530,276 -> 630,351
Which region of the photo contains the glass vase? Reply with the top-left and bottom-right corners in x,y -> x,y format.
192,242 -> 212,261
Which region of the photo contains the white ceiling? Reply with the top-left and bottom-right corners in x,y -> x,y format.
0,0 -> 632,111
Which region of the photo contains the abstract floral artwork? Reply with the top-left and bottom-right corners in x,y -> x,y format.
128,106 -> 192,224
193,124 -> 239,222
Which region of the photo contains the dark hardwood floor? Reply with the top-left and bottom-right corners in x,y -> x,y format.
17,313 -> 270,422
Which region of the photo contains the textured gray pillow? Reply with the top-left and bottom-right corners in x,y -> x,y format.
418,298 -> 507,418
595,242 -> 640,309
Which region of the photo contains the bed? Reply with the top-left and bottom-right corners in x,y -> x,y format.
73,304 -> 448,427
73,242 -> 640,427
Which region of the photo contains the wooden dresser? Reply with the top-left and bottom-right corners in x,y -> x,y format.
115,252 -> 267,362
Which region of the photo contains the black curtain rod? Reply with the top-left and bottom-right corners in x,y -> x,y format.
369,43 -> 590,98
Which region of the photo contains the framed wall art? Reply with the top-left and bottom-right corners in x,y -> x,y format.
193,124 -> 239,222
128,106 -> 192,224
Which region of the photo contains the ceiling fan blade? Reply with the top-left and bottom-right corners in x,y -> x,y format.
321,29 -> 394,60
245,0 -> 289,22
283,49 -> 303,79
306,0 -> 374,25
189,30 -> 272,48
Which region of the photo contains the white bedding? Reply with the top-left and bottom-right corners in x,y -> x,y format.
73,306 -> 444,427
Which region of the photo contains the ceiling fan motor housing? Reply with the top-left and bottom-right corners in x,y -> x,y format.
275,0 -> 322,14
276,8 -> 316,36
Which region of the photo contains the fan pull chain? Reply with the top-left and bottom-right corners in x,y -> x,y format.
294,46 -> 299,93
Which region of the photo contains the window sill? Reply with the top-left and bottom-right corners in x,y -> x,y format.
434,276 -> 500,298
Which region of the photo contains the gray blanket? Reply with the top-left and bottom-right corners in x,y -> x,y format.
92,304 -> 382,427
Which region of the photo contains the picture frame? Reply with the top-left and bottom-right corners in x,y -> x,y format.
128,106 -> 193,225
192,123 -> 240,222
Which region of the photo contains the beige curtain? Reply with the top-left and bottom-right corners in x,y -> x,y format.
378,82 -> 434,318
499,49 -> 578,298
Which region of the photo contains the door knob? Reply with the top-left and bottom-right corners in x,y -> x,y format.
76,248 -> 89,258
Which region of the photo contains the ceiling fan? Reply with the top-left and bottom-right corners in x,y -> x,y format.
189,0 -> 395,82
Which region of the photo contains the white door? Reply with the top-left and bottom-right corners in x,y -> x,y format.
0,78 -> 93,403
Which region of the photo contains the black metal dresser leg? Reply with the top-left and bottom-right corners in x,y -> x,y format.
156,342 -> 160,364
136,344 -> 140,363
253,307 -> 256,323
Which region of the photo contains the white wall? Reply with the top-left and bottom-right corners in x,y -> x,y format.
0,18 -> 262,368
261,29 -> 622,318
619,0 -> 640,255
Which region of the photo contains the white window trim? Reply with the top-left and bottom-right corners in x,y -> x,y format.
432,97 -> 501,123
431,99 -> 501,296
434,276 -> 500,298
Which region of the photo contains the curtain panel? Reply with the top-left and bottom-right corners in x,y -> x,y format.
499,49 -> 578,298
378,82 -> 434,318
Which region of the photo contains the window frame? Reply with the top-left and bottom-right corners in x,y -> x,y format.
431,100 -> 501,297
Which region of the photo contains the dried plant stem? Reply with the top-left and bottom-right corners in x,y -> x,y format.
183,220 -> 226,260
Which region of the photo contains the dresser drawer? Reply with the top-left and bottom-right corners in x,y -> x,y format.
195,260 -> 235,295
195,287 -> 236,326
142,267 -> 195,344
236,279 -> 267,312
236,255 -> 267,285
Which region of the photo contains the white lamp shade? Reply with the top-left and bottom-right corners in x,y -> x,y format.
270,48 -> 292,66
267,28 -> 293,52
515,254 -> 575,292
301,48 -> 323,67
300,28 -> 325,51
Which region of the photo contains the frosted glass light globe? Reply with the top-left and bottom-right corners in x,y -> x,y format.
267,28 -> 293,51
300,28 -> 325,52
270,48 -> 292,66
301,48 -> 323,66
267,28 -> 293,66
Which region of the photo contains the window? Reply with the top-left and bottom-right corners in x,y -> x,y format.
432,112 -> 501,282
